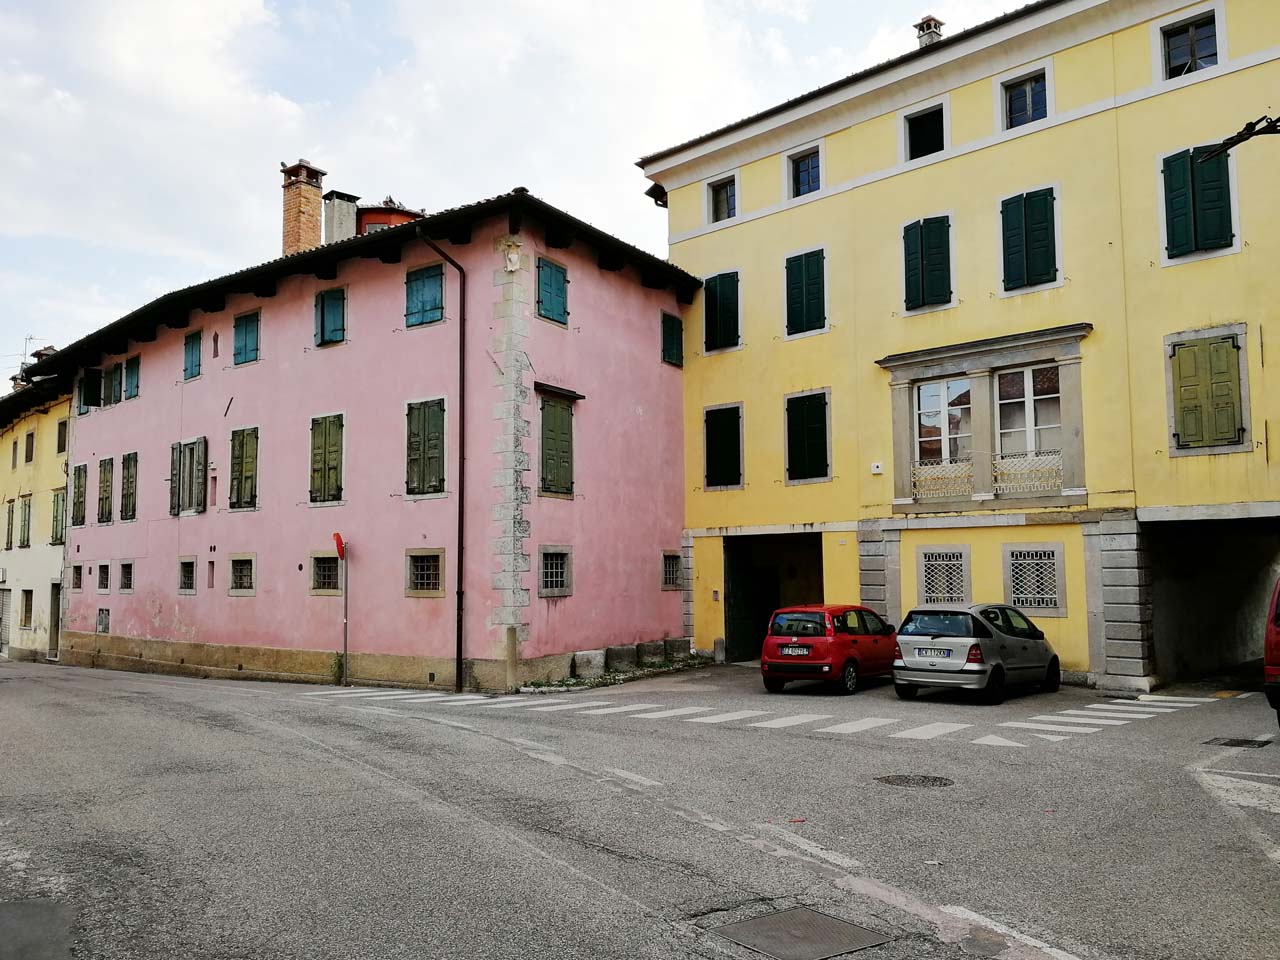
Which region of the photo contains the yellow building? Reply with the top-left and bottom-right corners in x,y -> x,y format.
0,368 -> 73,661
641,0 -> 1280,692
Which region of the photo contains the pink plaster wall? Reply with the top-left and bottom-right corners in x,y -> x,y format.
64,215 -> 684,667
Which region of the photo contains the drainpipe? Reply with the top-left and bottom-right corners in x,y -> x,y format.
415,225 -> 467,692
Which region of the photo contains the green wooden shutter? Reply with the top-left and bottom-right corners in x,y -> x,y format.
921,216 -> 951,306
110,364 -> 123,404
1206,335 -> 1244,444
314,294 -> 324,345
184,333 -> 200,379
536,260 -> 568,323
310,418 -> 326,501
1025,188 -> 1057,285
98,458 -> 113,523
661,313 -> 683,366
1001,194 -> 1027,290
316,291 -> 345,345
124,356 -> 140,398
406,265 -> 444,326
4,502 -> 10,550
717,272 -> 739,347
540,397 -> 573,494
703,274 -> 721,350
787,394 -> 828,481
1163,150 -> 1195,257
169,443 -> 181,516
193,437 -> 207,513
425,399 -> 445,493
229,430 -> 244,506
405,402 -> 425,494
121,452 -> 137,520
1171,340 -> 1208,447
803,250 -> 824,332
74,464 -> 87,525
326,415 -> 343,500
785,255 -> 805,335
903,221 -> 923,310
243,428 -> 258,507
1191,147 -> 1233,250
233,316 -> 247,363
704,406 -> 742,487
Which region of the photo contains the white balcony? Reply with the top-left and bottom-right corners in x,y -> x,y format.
911,457 -> 974,500
992,450 -> 1063,496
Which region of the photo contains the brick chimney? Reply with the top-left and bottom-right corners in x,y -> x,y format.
281,159 -> 327,255
914,15 -> 944,48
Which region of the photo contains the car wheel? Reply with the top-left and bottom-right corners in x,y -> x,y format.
1042,657 -> 1061,693
836,660 -> 858,695
894,683 -> 918,700
763,677 -> 786,694
981,667 -> 1006,705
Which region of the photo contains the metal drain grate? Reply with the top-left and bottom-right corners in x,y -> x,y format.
875,774 -> 954,788
1204,737 -> 1272,749
712,906 -> 890,960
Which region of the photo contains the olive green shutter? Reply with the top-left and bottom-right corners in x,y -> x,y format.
703,274 -> 721,350
4,502 -> 11,550
405,403 -> 425,494
1171,340 -> 1209,447
242,428 -> 258,507
73,464 -> 87,525
424,399 -> 445,493
1191,147 -> 1233,250
1001,194 -> 1027,290
903,221 -> 923,310
121,452 -> 137,520
229,431 -> 244,507
169,443 -> 181,516
704,406 -> 742,488
310,416 -> 342,501
540,396 -> 573,494
1024,189 -> 1057,285
1163,150 -> 1195,257
921,216 -> 951,306
1206,336 -> 1244,443
98,458 -> 113,523
193,437 -> 207,513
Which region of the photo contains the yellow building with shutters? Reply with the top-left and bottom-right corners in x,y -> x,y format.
640,0 -> 1280,691
0,367 -> 73,661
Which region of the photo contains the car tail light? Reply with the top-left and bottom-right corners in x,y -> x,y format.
966,643 -> 984,664
893,641 -> 902,659
825,618 -> 835,638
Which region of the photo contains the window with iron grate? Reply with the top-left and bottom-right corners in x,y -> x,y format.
96,608 -> 110,634
1008,549 -> 1059,609
408,553 -> 441,593
662,553 -> 681,590
120,562 -> 133,592
542,553 -> 568,592
921,550 -> 967,604
231,558 -> 254,591
312,556 -> 340,592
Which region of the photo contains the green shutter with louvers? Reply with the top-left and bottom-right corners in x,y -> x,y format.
540,396 -> 573,494
310,418 -> 326,501
1191,147 -> 1233,250
704,406 -> 742,488
310,415 -> 343,501
785,252 -> 825,335
98,458 -> 113,523
536,260 -> 568,324
921,216 -> 951,306
703,274 -> 721,350
406,403 -> 425,494
787,393 -> 828,481
193,437 -> 207,513
1163,150 -> 1195,257
1001,194 -> 1027,290
125,355 -> 140,398
73,464 -> 86,524
1025,188 -> 1057,285
661,313 -> 683,366
169,444 -> 181,516
242,428 -> 258,507
903,221 -> 923,310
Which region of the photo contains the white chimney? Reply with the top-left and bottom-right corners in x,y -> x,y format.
914,15 -> 944,48
323,190 -> 360,244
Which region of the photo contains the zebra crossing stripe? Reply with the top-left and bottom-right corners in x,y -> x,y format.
300,688 -> 373,696
1060,709 -> 1155,720
338,690 -> 420,699
1001,721 -> 1101,734
815,718 -> 899,734
369,693 -> 450,701
1031,733 -> 1071,742
528,700 -> 613,712
890,722 -> 971,740
684,710 -> 771,724
749,714 -> 832,729
972,735 -> 1025,748
576,703 -> 665,715
478,698 -> 566,708
433,695 -> 493,705
1106,701 -> 1179,711
629,707 -> 715,719
1035,714 -> 1129,726
1137,695 -> 1216,703
397,694 -> 456,703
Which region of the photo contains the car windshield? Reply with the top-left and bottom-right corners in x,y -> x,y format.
770,613 -> 827,637
898,611 -> 977,638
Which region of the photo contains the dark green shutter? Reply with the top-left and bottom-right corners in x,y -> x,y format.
803,250 -> 824,332
243,428 -> 258,507
230,430 -> 244,506
1001,195 -> 1027,290
661,313 -> 683,366
717,272 -> 739,348
311,415 -> 343,501
903,221 -> 923,310
1025,188 -> 1057,285
406,403 -> 425,494
703,274 -> 720,350
74,464 -> 87,525
1191,147 -> 1233,250
1163,150 -> 1195,257
787,393 -> 828,481
1206,335 -> 1244,444
121,452 -> 137,520
785,255 -> 805,335
169,443 -> 181,516
193,437 -> 207,513
704,406 -> 742,488
540,396 -> 573,494
921,216 -> 951,306
424,399 -> 445,493
82,369 -> 102,407
98,458 -> 112,523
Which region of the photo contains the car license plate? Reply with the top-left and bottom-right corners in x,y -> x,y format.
780,645 -> 810,656
916,647 -> 951,658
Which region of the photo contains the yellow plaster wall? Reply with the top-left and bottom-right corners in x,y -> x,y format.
821,531 -> 860,604
825,113 -> 896,186
691,535 -> 725,653
949,78 -> 994,146
740,155 -> 782,212
1053,35 -> 1117,113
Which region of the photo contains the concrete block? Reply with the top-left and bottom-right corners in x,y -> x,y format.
859,555 -> 886,572
1098,673 -> 1162,695
860,585 -> 886,602
1100,533 -> 1140,552
1104,603 -> 1151,623
860,570 -> 887,587
572,649 -> 605,680
604,644 -> 637,673
664,637 -> 690,661
1104,657 -> 1155,677
637,641 -> 666,667
856,528 -> 885,543
1104,621 -> 1153,641
1100,550 -> 1149,570
859,541 -> 886,557
713,637 -> 726,663
1105,640 -> 1152,660
1102,586 -> 1143,605
1102,567 -> 1150,588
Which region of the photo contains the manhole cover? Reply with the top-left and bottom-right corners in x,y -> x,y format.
875,774 -> 954,788
1204,737 -> 1272,749
712,907 -> 890,960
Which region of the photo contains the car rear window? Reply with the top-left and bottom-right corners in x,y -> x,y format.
898,611 -> 982,638
770,613 -> 827,637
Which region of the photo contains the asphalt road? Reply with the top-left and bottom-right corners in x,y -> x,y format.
1,660 -> 1276,960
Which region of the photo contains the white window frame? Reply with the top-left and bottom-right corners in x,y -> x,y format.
96,562 -> 110,594
992,58 -> 1055,134
118,560 -> 135,595
897,95 -> 951,166
1155,145 -> 1242,269
781,140 -> 825,203
705,170 -> 740,225
913,376 -> 972,464
1149,0 -> 1227,87
916,545 -> 971,606
994,364 -> 1062,457
1002,542 -> 1067,618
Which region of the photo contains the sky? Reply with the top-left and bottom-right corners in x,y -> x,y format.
0,0 -> 1020,383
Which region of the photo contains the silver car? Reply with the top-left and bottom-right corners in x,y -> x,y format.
892,603 -> 1060,704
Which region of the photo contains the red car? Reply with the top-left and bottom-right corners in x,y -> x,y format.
1266,575 -> 1280,722
760,604 -> 897,694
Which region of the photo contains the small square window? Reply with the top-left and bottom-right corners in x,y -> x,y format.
120,562 -> 134,592
96,608 -> 110,634
1164,15 -> 1217,79
406,550 -> 444,597
312,556 -> 341,593
98,565 -> 110,591
791,150 -> 820,197
179,560 -> 196,593
662,553 -> 682,591
538,546 -> 573,598
71,564 -> 83,590
907,106 -> 945,160
709,178 -> 736,222
231,558 -> 254,592
1004,72 -> 1047,128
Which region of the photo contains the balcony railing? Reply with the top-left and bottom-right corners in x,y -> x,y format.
992,450 -> 1063,496
911,457 -> 974,500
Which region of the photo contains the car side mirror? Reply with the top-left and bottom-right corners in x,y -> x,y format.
1033,628 -> 1045,640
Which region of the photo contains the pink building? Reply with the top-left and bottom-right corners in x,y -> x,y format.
32,163 -> 698,689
